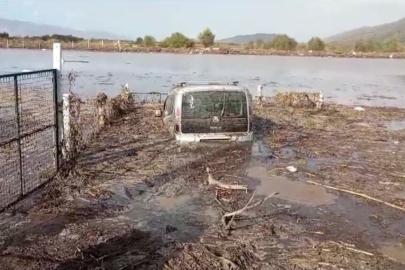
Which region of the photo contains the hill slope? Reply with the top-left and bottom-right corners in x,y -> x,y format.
0,17 -> 123,40
218,33 -> 276,44
326,17 -> 405,45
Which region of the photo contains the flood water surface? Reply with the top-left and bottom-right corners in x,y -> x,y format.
385,120 -> 405,131
1,49 -> 405,107
156,194 -> 193,211
380,242 -> 405,263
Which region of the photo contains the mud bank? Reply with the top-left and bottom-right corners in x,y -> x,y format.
1,102 -> 405,269
1,44 -> 404,59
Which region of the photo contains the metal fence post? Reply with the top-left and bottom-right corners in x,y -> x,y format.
53,70 -> 60,170
13,76 -> 24,196
53,43 -> 63,162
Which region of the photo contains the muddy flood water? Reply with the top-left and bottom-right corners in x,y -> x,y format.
1,49 -> 405,107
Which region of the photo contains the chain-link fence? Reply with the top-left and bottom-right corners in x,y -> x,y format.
0,70 -> 59,210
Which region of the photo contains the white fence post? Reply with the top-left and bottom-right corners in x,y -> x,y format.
317,91 -> 324,109
53,43 -> 62,103
62,94 -> 72,159
257,85 -> 263,103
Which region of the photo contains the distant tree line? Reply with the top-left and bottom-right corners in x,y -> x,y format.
0,32 -> 84,42
248,35 -> 326,51
354,38 -> 401,53
247,35 -> 404,53
1,29 -> 403,53
134,28 -> 215,49
30,34 -> 84,42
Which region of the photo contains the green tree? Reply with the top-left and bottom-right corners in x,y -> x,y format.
272,34 -> 297,50
135,37 -> 143,46
354,40 -> 367,52
384,38 -> 400,52
159,38 -> 170,48
365,39 -> 382,52
198,28 -> 215,47
255,39 -> 264,49
144,35 -> 156,47
185,39 -> 195,48
0,32 -> 9,38
307,37 -> 325,51
166,32 -> 190,48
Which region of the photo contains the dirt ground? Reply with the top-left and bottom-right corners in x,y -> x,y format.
1,101 -> 405,270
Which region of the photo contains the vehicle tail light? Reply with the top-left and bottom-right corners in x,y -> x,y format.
175,123 -> 180,133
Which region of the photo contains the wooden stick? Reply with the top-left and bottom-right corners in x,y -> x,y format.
244,192 -> 279,211
306,180 -> 405,212
345,247 -> 374,257
220,257 -> 239,270
222,190 -> 257,230
207,168 -> 247,191
330,241 -> 374,257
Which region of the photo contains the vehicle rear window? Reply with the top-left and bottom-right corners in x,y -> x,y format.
182,91 -> 247,119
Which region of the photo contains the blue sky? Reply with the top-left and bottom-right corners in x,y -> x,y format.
0,0 -> 404,41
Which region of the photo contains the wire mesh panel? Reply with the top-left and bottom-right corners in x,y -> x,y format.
0,75 -> 21,209
132,92 -> 167,104
18,72 -> 55,136
0,70 -> 59,210
0,76 -> 18,144
21,129 -> 56,194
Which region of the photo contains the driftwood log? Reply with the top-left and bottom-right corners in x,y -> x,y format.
207,168 -> 247,191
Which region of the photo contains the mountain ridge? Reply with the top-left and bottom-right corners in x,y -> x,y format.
0,17 -> 124,40
326,17 -> 405,45
218,33 -> 276,44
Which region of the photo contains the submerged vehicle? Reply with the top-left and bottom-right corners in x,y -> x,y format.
159,81 -> 253,142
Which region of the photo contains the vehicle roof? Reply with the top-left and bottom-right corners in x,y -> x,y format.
169,83 -> 251,95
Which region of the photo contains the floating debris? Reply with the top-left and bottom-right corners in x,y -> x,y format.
354,106 -> 366,111
286,166 -> 298,173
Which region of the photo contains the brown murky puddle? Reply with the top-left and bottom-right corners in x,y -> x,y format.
247,166 -> 336,206
381,242 -> 405,263
249,141 -> 336,207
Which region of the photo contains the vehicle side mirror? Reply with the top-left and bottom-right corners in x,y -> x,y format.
155,110 -> 162,117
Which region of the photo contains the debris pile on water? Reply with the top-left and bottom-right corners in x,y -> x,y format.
274,92 -> 322,109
